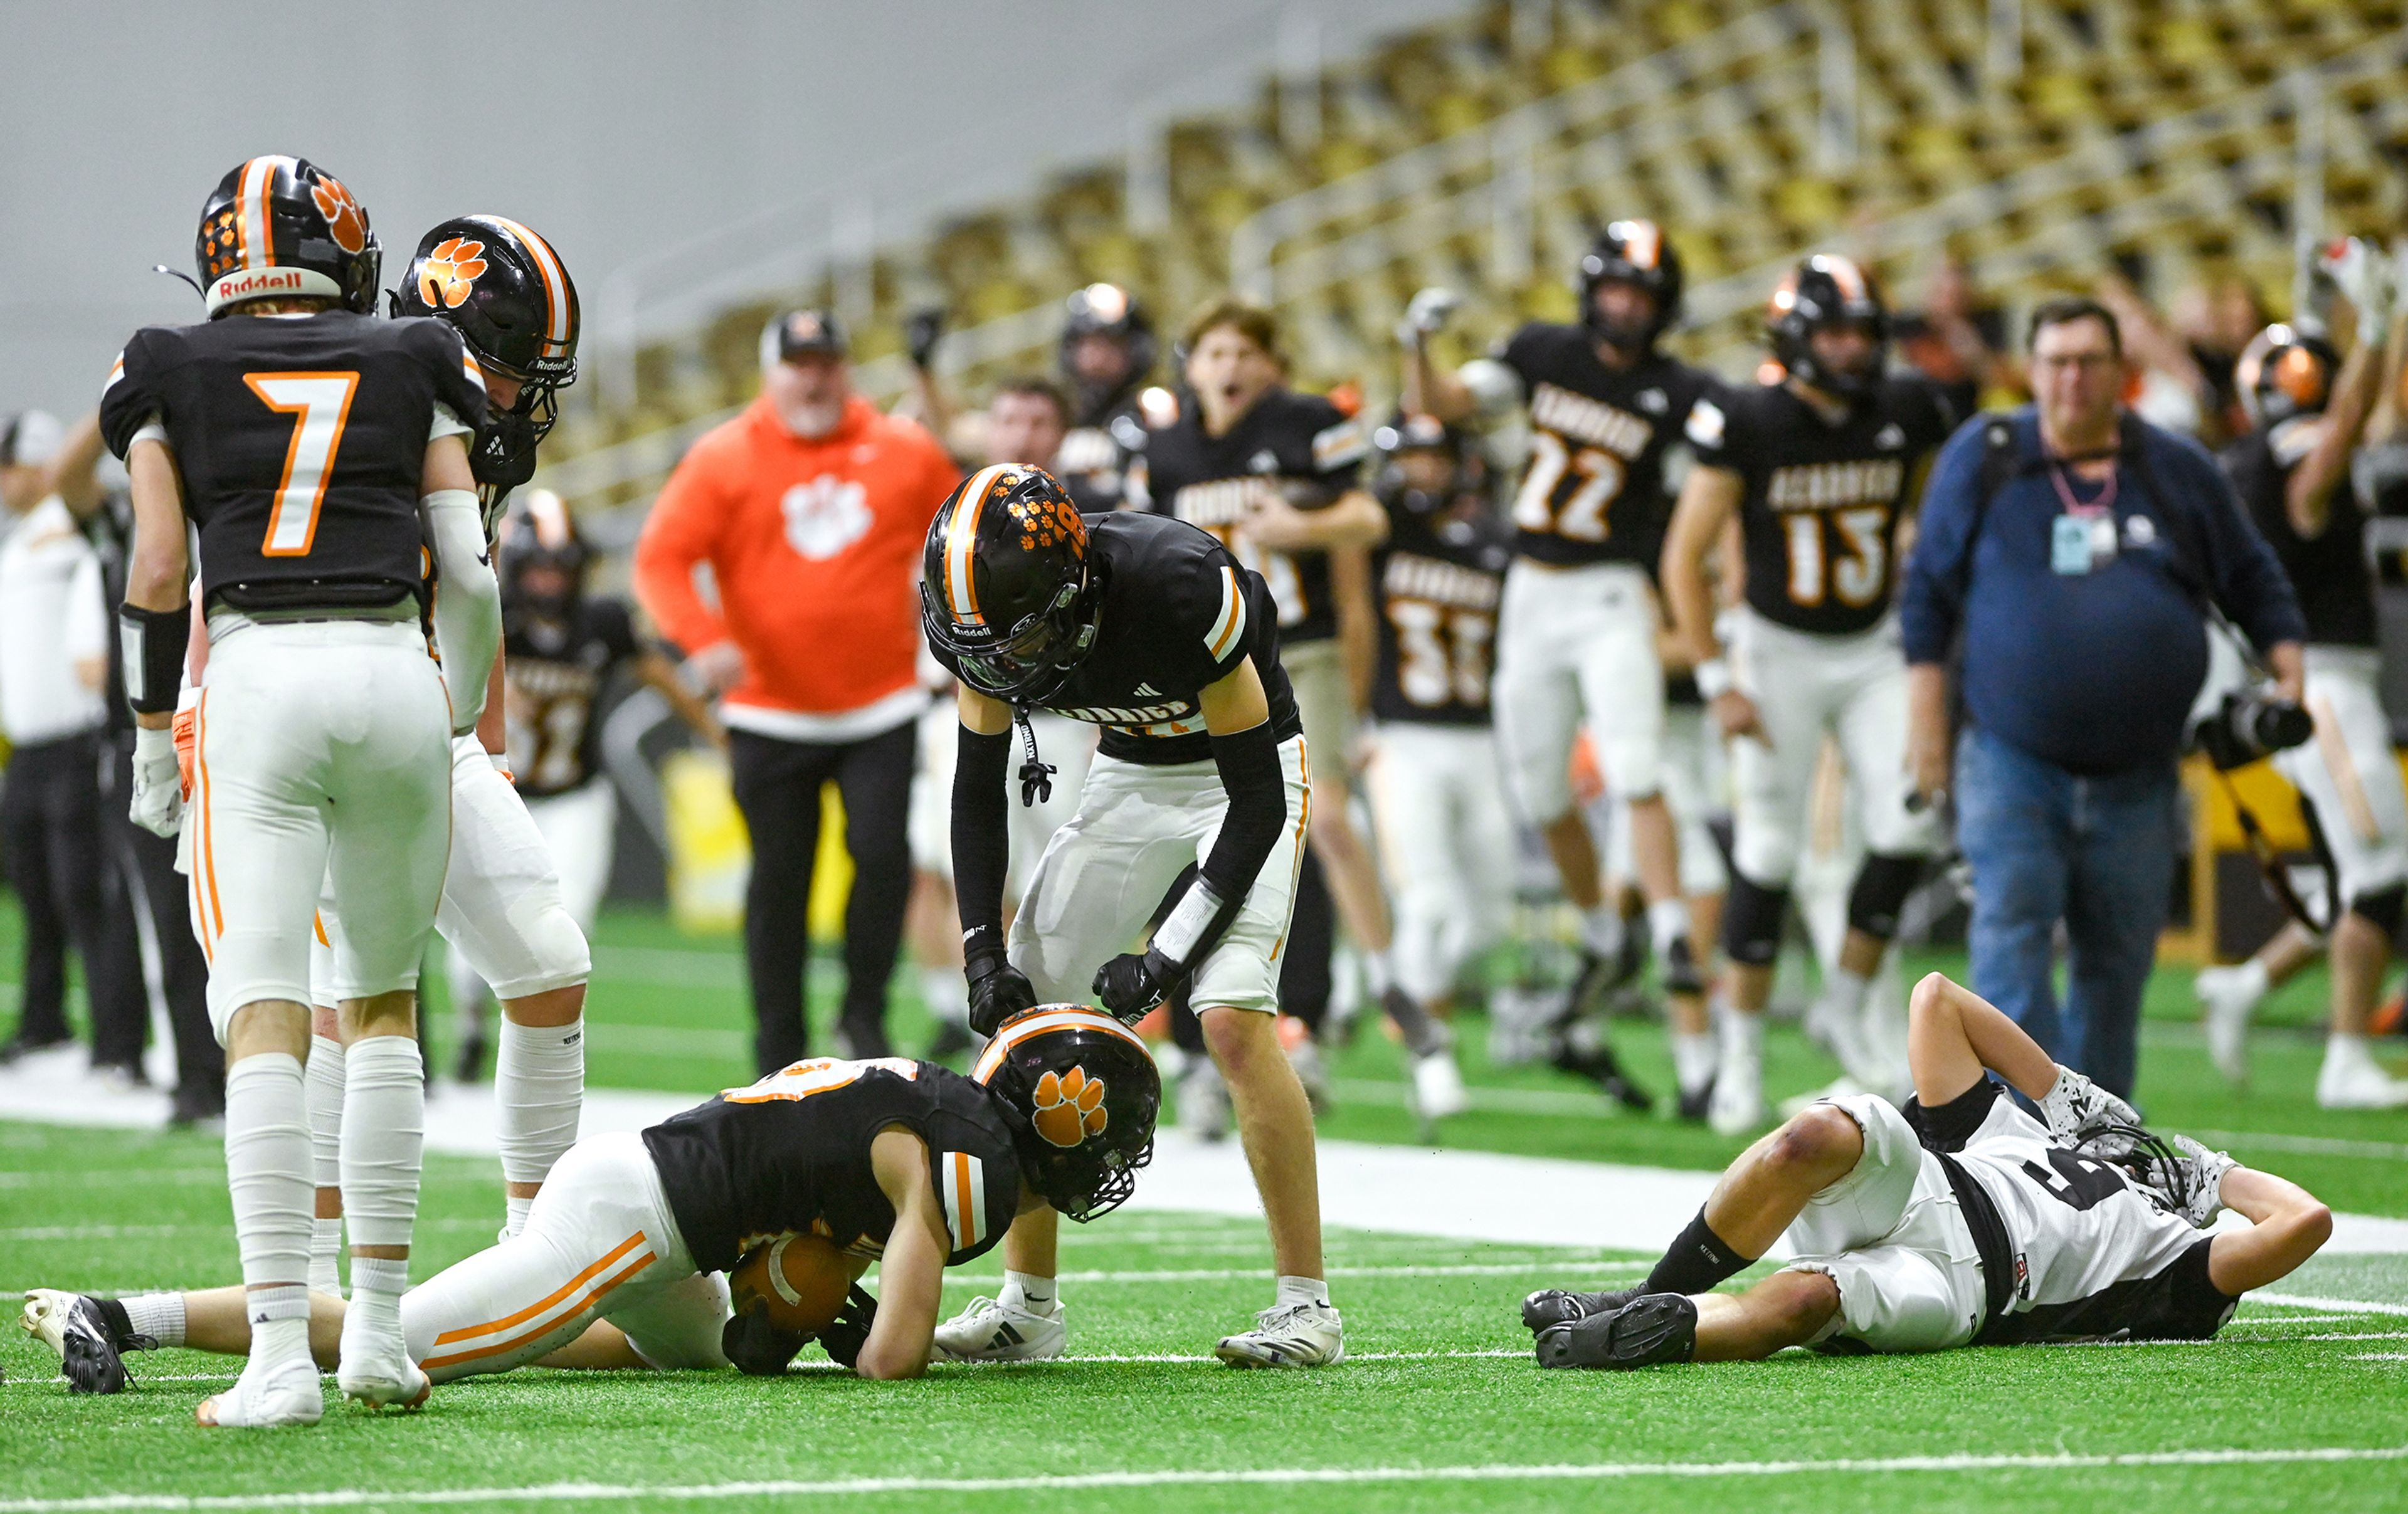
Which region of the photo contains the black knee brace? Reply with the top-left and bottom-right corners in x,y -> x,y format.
2350,882 -> 2406,937
1721,873 -> 1790,967
1847,852 -> 1928,942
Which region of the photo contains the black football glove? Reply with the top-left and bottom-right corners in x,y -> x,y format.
817,1284 -> 880,1370
721,1296 -> 812,1377
904,307 -> 946,372
1092,946 -> 1179,1022
966,951 -> 1038,1038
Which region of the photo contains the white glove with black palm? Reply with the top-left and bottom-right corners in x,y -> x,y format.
1397,287 -> 1460,347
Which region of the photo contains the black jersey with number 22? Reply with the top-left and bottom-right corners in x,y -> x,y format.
99,310 -> 488,614
1685,374 -> 1955,636
642,1057 -> 1023,1275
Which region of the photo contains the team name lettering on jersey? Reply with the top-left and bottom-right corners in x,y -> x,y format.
1764,459 -> 1907,512
1381,552 -> 1502,612
1169,478 -> 1265,529
1052,699 -> 1196,727
1528,382 -> 1654,460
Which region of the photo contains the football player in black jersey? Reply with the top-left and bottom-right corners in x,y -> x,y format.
1135,298 -> 1398,1107
1360,414 -> 1508,1123
23,1007 -> 1159,1389
1522,971 -> 2331,1369
1052,283 -> 1157,510
1403,223 -> 1717,1037
923,464 -> 1343,1368
1661,255 -> 1956,1134
101,155 -> 500,1427
2197,241 -> 2408,1109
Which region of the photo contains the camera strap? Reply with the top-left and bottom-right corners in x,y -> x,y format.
2208,762 -> 2337,937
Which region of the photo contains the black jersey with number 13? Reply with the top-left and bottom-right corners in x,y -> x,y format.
1685,374 -> 1955,636
1494,323 -> 1713,571
98,310 -> 488,614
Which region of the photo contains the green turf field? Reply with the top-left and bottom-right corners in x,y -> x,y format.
3,903 -> 2406,1510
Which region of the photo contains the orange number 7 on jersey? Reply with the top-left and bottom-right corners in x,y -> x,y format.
242,372 -> 359,557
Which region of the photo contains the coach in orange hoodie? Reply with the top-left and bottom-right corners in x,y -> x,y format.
635,309 -> 958,1070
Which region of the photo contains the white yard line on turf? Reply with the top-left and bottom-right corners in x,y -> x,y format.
2,1446 -> 2404,1510
941,1261 -> 1649,1285
2252,1291 -> 2408,1317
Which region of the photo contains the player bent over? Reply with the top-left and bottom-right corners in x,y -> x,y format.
1523,972 -> 2331,1366
104,157 -> 500,1424
922,466 -> 1339,1367
24,1008 -> 1159,1390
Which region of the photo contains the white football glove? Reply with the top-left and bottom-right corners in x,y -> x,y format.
129,724 -> 184,839
2320,236 -> 2395,348
1397,287 -> 1461,347
2038,1063 -> 2140,1146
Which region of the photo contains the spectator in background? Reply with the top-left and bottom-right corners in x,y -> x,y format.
2096,271 -> 2267,446
1896,256 -> 2017,418
0,410 -> 142,1080
634,310 -> 959,1070
1901,298 -> 2305,1097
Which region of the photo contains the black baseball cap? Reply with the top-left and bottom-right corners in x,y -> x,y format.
759,307 -> 850,365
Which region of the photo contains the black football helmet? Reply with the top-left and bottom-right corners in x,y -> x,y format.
392,215 -> 581,492
2236,324 -> 2340,430
1371,411 -> 1487,516
973,1005 -> 1161,1221
1578,220 -> 1684,353
497,488 -> 592,621
1060,283 -> 1156,420
920,465 -> 1101,704
1768,253 -> 1890,399
195,156 -> 381,318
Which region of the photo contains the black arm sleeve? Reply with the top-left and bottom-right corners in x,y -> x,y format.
951,724 -> 1013,959
1197,720 -> 1287,905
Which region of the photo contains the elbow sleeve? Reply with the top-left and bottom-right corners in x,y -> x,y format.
1199,722 -> 1288,903
423,488 -> 500,735
951,725 -> 1013,957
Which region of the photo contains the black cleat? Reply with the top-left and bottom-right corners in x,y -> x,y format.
1550,1026 -> 1654,1112
1660,937 -> 1704,997
453,1029 -> 490,1085
19,1291 -> 154,1393
1676,1076 -> 1716,1123
1534,1293 -> 1698,1370
1521,1286 -> 1642,1333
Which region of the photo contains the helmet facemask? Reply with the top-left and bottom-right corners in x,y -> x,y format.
927,570 -> 1099,705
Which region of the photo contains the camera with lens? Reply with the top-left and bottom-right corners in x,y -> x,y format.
2194,687 -> 2313,770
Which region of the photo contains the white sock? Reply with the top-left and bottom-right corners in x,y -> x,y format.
1671,1030 -> 1718,1094
1819,967 -> 1871,1019
921,966 -> 969,1028
1647,898 -> 1690,959
124,1292 -> 186,1347
1362,947 -> 1393,998
1275,1274 -> 1329,1310
1580,903 -> 1626,958
1719,1001 -> 1765,1058
2224,958 -> 2272,1007
248,1293 -> 314,1370
347,1254 -> 409,1343
339,1037 -> 425,1254
1001,1270 -> 1058,1313
310,1217 -> 345,1298
223,1054 -> 314,1365
497,1017 -> 583,1235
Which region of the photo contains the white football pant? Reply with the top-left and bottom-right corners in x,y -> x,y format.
1365,723 -> 1516,1004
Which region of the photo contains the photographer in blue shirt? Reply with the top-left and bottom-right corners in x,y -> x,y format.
1902,297 -> 2306,1096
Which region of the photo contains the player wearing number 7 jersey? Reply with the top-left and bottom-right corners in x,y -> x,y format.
98,155 -> 499,1427
1660,256 -> 1956,1136
1403,223 -> 1716,1041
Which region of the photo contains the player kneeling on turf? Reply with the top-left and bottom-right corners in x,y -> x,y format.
23,1007 -> 1157,1391
1521,972 -> 2332,1367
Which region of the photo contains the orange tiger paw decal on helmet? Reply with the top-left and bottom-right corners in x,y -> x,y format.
418,238 -> 489,310
1031,1066 -> 1109,1148
310,176 -> 369,255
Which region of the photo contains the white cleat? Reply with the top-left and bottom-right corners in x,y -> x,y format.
1285,1033 -> 1332,1117
2316,1050 -> 2408,1110
196,1356 -> 324,1429
2195,965 -> 2261,1086
336,1322 -> 430,1411
929,1295 -> 1065,1361
1411,1046 -> 1470,1121
1707,1047 -> 1763,1137
1215,1300 -> 1345,1369
1177,1058 -> 1231,1143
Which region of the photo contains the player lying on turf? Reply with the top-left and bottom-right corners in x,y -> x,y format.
23,1007 -> 1158,1394
1522,972 -> 2333,1366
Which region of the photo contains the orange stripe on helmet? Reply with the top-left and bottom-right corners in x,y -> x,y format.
482,215 -> 574,352
238,157 -> 285,273
943,465 -> 1013,628
971,1005 -> 1151,1085
1823,255 -> 1868,302
1618,220 -> 1662,271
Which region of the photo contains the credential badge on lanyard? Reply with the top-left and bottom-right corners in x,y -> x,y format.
2046,456 -> 2118,576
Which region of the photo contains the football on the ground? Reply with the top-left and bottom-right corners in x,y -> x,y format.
728,1232 -> 850,1335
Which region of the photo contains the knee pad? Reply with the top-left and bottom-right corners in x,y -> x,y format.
477,894 -> 592,1001
1721,873 -> 1791,967
2350,881 -> 2406,937
1847,853 -> 1928,942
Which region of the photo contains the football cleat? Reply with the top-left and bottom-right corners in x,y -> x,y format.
1708,1044 -> 1764,1137
929,1294 -> 1066,1362
1412,1044 -> 1470,1122
2315,1046 -> 2408,1110
1214,1300 -> 1344,1369
1675,1076 -> 1716,1123
1535,1293 -> 1698,1370
196,1356 -> 324,1428
335,1318 -> 430,1411
1284,1031 -> 1333,1117
2194,965 -> 2261,1086
2038,1063 -> 2141,1144
1521,1286 -> 1642,1333
1550,1021 -> 1652,1112
19,1290 -> 153,1394
1176,1054 -> 1231,1142
1659,936 -> 1705,997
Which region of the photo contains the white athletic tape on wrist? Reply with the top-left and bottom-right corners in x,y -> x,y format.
1152,876 -> 1228,968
